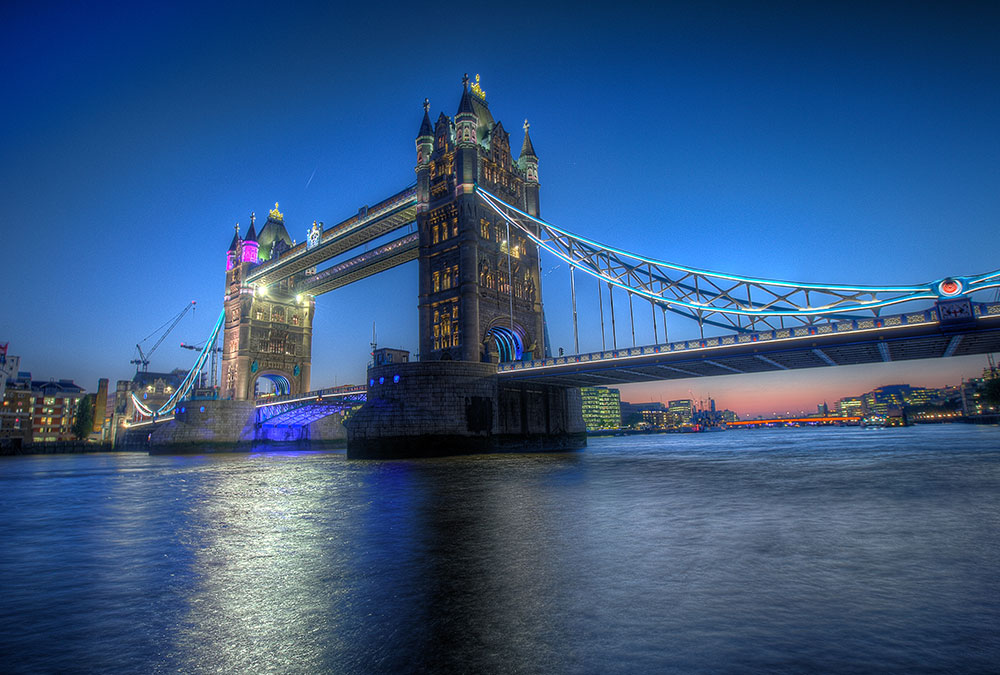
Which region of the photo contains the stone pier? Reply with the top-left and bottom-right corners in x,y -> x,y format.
122,399 -> 347,454
346,361 -> 586,459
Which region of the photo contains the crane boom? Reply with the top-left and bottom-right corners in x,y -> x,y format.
132,301 -> 197,372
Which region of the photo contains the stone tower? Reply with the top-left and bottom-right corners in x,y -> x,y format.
221,205 -> 314,400
415,74 -> 545,363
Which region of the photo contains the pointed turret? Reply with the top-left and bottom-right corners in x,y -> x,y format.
416,98 -> 433,168
457,73 -> 476,116
417,98 -> 433,138
519,119 -> 537,160
455,73 -> 478,148
240,211 -> 260,264
519,120 -> 540,216
226,223 -> 240,271
244,211 -> 258,242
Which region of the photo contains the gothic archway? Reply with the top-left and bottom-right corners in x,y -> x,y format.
485,325 -> 524,362
251,371 -> 293,399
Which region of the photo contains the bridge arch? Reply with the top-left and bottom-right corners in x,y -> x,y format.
252,371 -> 295,398
485,323 -> 525,363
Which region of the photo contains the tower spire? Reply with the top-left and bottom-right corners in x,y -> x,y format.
417,97 -> 432,138
229,222 -> 240,251
520,118 -> 537,159
245,211 -> 258,242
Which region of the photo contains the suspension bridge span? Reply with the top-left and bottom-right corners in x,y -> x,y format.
126,75 -> 999,457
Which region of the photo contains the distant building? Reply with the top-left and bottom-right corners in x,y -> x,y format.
29,378 -> 86,442
961,375 -> 999,417
668,399 -> 693,425
92,378 -> 109,436
3,370 -> 87,444
838,396 -> 864,417
620,401 -> 665,428
581,387 -> 621,430
0,360 -> 33,448
116,370 -> 186,423
861,384 -> 949,416
641,409 -> 670,429
0,347 -> 18,401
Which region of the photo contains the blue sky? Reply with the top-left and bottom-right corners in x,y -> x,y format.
2,1 -> 998,415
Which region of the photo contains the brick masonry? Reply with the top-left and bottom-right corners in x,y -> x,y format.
346,361 -> 586,459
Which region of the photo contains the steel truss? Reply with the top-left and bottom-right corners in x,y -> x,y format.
477,187 -> 1000,332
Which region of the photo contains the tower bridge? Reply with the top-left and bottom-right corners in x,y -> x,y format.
130,74 -> 1000,457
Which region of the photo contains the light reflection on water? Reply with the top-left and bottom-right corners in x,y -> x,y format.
1,426 -> 999,673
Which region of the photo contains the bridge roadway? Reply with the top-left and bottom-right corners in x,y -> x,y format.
498,301 -> 1000,387
247,186 -> 417,289
255,384 -> 367,426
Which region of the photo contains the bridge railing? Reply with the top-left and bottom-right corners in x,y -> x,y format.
255,384 -> 367,408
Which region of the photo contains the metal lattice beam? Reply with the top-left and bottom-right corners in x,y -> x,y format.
476,187 -> 1000,332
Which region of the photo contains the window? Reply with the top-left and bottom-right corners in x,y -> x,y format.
432,302 -> 459,350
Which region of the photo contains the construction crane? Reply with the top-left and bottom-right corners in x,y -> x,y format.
131,301 -> 196,373
180,333 -> 223,389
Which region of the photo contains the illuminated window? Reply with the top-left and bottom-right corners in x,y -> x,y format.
433,271 -> 440,293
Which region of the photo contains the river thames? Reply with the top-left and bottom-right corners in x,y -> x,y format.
1,425 -> 998,673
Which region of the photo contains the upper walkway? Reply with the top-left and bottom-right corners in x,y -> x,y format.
247,186 -> 417,288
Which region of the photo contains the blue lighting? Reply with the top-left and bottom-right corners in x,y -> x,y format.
488,326 -> 524,362
369,379 -> 375,387
200,406 -> 205,413
393,374 -> 400,383
378,376 -> 385,385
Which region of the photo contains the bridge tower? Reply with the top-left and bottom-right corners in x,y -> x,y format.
416,74 -> 545,363
221,206 -> 314,400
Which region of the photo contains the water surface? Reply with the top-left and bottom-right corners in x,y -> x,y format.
1,425 -> 998,673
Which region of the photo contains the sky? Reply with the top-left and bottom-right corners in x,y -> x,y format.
2,1 -> 998,417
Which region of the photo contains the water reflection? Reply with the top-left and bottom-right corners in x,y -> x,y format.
1,428 -> 999,673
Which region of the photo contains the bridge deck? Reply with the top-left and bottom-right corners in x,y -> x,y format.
255,385 -> 366,426
247,186 -> 416,288
500,303 -> 1000,387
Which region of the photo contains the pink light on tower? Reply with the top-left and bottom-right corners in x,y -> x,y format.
242,239 -> 259,264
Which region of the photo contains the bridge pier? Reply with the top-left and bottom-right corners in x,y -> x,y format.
131,399 -> 348,453
346,361 -> 586,459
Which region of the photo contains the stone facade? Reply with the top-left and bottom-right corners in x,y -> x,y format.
124,399 -> 348,453
346,361 -> 586,459
222,209 -> 314,400
415,76 -> 545,364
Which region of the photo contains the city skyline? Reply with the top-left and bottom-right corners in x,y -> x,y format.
3,2 -> 998,414
619,362 -> 984,419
